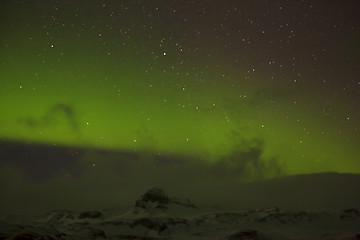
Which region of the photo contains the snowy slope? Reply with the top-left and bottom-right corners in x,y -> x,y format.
1,187 -> 360,240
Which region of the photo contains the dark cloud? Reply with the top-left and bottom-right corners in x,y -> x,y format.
43,104 -> 78,130
213,145 -> 283,181
0,132 -> 285,214
17,103 -> 81,138
211,130 -> 284,181
0,140 -> 83,181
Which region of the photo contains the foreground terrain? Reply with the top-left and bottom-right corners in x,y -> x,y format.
1,188 -> 360,240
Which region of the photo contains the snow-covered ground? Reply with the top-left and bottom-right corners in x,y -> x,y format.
1,188 -> 360,240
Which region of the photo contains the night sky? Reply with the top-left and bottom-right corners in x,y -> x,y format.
0,0 -> 359,214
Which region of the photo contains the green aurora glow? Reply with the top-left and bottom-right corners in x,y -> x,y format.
0,0 -> 359,176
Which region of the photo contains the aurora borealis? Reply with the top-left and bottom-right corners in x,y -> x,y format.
0,0 -> 359,214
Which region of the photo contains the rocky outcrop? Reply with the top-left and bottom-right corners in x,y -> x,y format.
135,188 -> 170,210
134,188 -> 196,211
221,230 -> 266,240
78,211 -> 104,219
